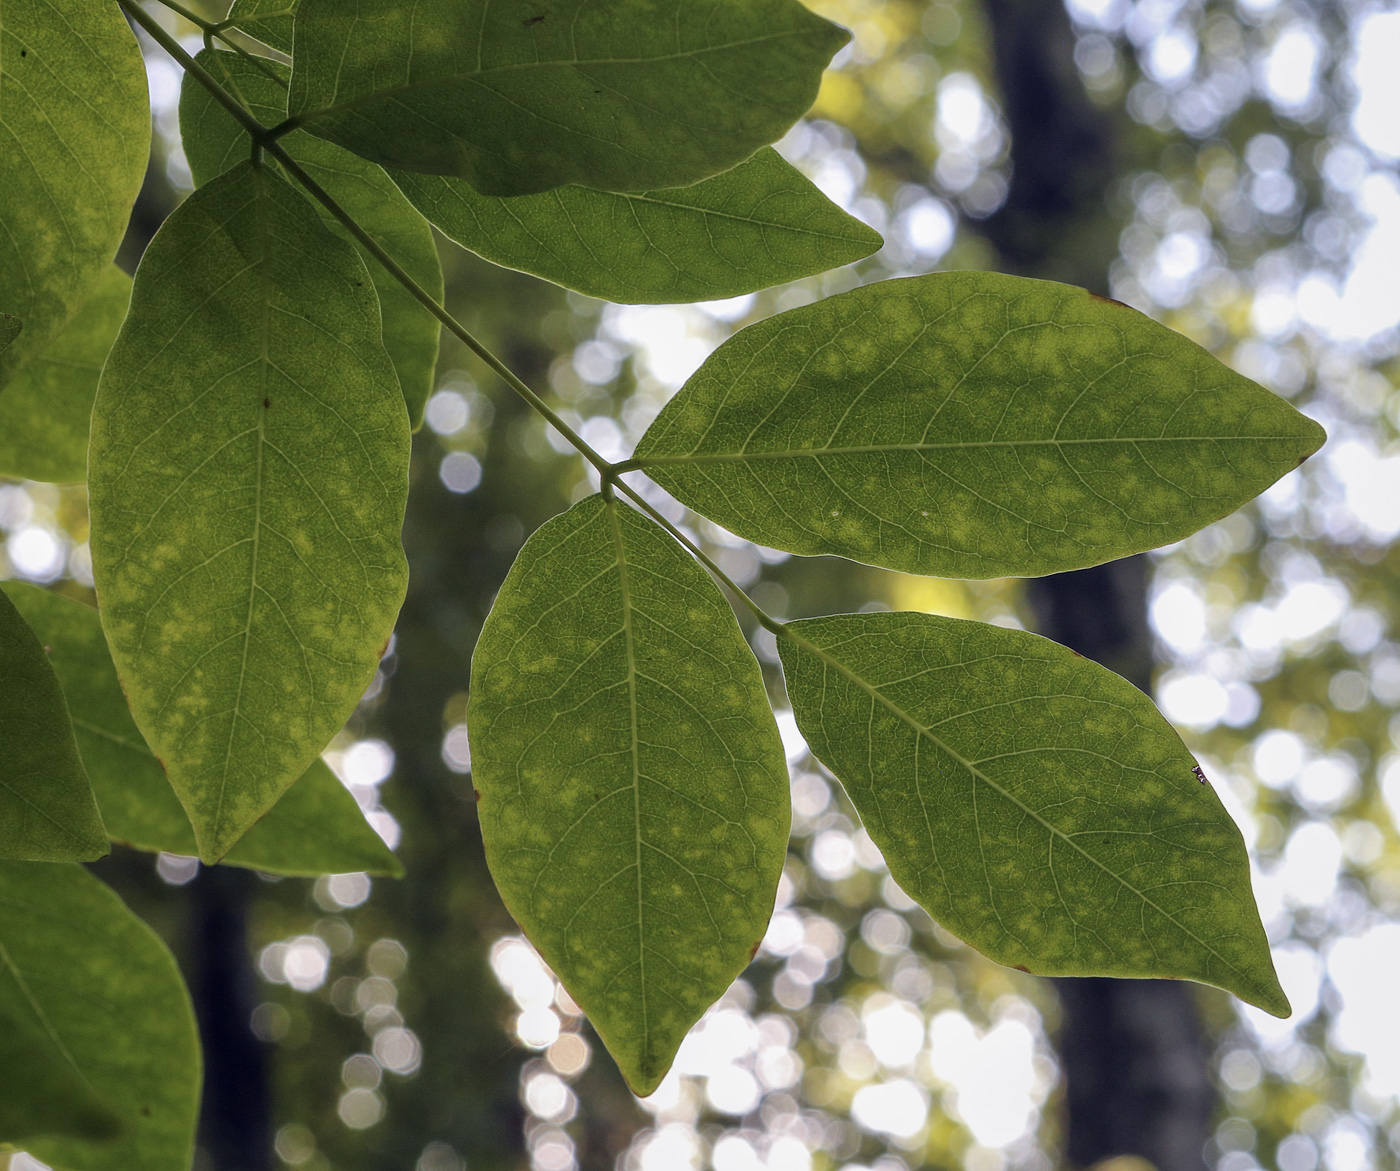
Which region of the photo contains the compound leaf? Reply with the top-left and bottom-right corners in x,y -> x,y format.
2,584 -> 401,877
633,272 -> 1326,578
89,163 -> 409,863
0,0 -> 148,388
288,0 -> 847,196
469,494 -> 789,1094
0,266 -> 131,484
779,611 -> 1288,1016
0,589 -> 107,862
181,50 -> 442,429
393,149 -> 882,305
0,861 -> 200,1170
224,0 -> 296,54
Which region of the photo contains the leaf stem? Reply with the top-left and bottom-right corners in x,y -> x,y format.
116,0 -> 614,479
606,478 -> 784,637
142,0 -> 286,87
120,0 -> 269,142
118,0 -> 785,637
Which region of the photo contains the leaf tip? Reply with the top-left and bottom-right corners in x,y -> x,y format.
1247,975 -> 1292,1020
367,853 -> 406,879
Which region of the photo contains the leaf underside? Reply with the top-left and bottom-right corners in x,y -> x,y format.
289,0 -> 849,196
469,494 -> 790,1094
0,861 -> 201,1171
223,0 -> 296,54
3,584 -> 401,877
88,163 -> 409,863
0,0 -> 148,388
635,272 -> 1326,579
0,590 -> 107,862
0,266 -> 131,484
779,612 -> 1288,1016
181,50 -> 443,429
393,148 -> 883,305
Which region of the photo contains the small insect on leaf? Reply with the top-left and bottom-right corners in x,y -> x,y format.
1193,764 -> 1209,785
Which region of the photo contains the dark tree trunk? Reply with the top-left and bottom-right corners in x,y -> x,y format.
191,865 -> 273,1171
978,1 -> 1216,1167
1029,566 -> 1215,1171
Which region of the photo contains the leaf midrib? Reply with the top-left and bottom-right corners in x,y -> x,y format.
605,496 -> 649,1058
299,26 -> 824,124
785,625 -> 1267,994
634,433 -> 1309,467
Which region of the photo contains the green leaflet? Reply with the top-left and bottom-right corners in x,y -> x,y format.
779,612 -> 1288,1016
633,272 -> 1327,579
89,163 -> 410,863
393,149 -> 883,304
0,861 -> 201,1170
469,494 -> 789,1094
223,0 -> 296,54
2,584 -> 402,877
0,267 -> 131,484
0,589 -> 107,862
0,0 -> 148,388
0,1001 -> 121,1144
181,51 -> 443,429
288,0 -> 848,197
0,315 -> 19,354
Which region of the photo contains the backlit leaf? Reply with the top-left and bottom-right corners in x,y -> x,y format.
0,267 -> 130,484
393,149 -> 882,305
224,0 -> 296,54
634,272 -> 1326,578
779,611 -> 1289,1016
0,1001 -> 121,1145
469,494 -> 789,1094
181,51 -> 442,428
0,0 -> 148,388
288,0 -> 848,196
89,163 -> 409,863
0,861 -> 200,1170
2,584 -> 402,877
0,589 -> 107,861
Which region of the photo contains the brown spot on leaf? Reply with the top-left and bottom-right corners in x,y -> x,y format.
262,398 -> 271,409
1087,291 -> 1131,310
473,788 -> 481,802
1012,964 -> 1030,973
748,939 -> 762,961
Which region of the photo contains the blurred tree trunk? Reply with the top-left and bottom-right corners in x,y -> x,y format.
191,866 -> 272,1171
977,1 -> 1215,1168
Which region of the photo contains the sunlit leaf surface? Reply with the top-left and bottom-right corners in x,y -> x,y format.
635,272 -> 1326,578
0,589 -> 106,861
0,0 -> 147,388
3,584 -> 401,877
289,0 -> 848,196
0,267 -> 130,483
0,861 -> 200,1170
394,149 -> 882,304
469,494 -> 789,1094
181,51 -> 442,429
89,163 -> 409,862
780,611 -> 1289,1015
